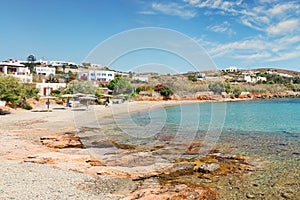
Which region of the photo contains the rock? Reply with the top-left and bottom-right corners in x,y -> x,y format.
86,159 -> 103,166
281,192 -> 292,199
40,133 -> 83,148
196,163 -> 220,173
109,140 -> 136,150
0,106 -> 12,115
128,179 -> 218,200
246,193 -> 255,199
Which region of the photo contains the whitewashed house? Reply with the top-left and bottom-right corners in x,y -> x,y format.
35,66 -> 56,77
225,66 -> 238,73
195,72 -> 206,81
36,80 -> 66,96
49,60 -> 77,67
77,69 -> 114,84
0,61 -> 32,83
132,74 -> 149,82
244,74 -> 267,83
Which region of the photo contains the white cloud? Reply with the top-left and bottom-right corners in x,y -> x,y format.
234,52 -> 272,60
209,38 -> 271,56
184,0 -> 300,36
184,0 -> 246,16
267,19 -> 299,35
198,34 -> 300,64
138,11 -> 156,15
277,36 -> 300,45
207,21 -> 236,35
269,3 -> 298,16
151,2 -> 197,19
268,51 -> 300,62
183,0 -> 200,5
240,17 -> 266,31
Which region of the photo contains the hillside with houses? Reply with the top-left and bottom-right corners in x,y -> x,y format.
1,55 -> 300,111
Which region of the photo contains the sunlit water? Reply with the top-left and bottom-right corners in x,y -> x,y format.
83,99 -> 300,199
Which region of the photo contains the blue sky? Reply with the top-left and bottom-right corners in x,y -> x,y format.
1,0 -> 300,72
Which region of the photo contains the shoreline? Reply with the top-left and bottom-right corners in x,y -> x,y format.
0,98 -> 299,199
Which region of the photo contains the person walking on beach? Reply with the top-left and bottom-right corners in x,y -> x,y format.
105,98 -> 110,107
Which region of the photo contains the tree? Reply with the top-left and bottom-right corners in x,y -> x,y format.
107,77 -> 133,95
188,74 -> 197,82
293,77 -> 300,84
27,55 -> 36,62
224,81 -> 232,94
154,83 -> 174,99
208,81 -> 224,94
0,76 -> 39,106
233,87 -> 242,97
67,80 -> 97,94
82,62 -> 91,68
159,86 -> 174,98
46,74 -> 59,83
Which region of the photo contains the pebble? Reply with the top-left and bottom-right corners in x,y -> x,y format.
281,192 -> 292,199
246,193 -> 255,199
0,158 -> 117,200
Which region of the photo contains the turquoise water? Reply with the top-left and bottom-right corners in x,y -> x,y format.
132,98 -> 300,135
128,99 -> 300,198
84,99 -> 300,199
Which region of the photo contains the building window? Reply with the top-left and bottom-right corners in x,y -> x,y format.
108,74 -> 112,76
102,73 -> 106,76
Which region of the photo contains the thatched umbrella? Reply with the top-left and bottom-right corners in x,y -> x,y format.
79,96 -> 97,109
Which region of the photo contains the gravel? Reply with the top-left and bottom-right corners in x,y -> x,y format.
0,158 -> 118,200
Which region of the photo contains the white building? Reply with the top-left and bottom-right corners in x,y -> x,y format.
195,72 -> 206,81
35,66 -> 56,77
91,63 -> 101,68
244,74 -> 267,83
77,70 -> 115,84
0,61 -> 32,83
225,66 -> 238,73
132,74 -> 149,82
49,60 -> 77,67
36,80 -> 66,96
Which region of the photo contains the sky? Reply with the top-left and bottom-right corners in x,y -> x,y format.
1,0 -> 300,72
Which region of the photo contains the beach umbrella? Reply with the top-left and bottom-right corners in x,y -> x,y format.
101,94 -> 113,98
79,96 -> 97,109
61,94 -> 76,107
73,93 -> 86,97
40,96 -> 57,111
61,94 -> 76,98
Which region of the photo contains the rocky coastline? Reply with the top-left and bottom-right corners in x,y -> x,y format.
0,98 -> 299,199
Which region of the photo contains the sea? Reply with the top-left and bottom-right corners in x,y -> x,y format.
82,98 -> 300,199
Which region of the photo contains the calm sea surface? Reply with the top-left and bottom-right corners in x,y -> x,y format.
84,99 -> 300,199
131,98 -> 300,135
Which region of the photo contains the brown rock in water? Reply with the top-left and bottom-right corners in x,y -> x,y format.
129,178 -> 218,200
196,163 -> 220,173
109,140 -> 136,150
40,133 -> 83,148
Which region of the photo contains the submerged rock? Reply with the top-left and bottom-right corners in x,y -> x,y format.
196,163 -> 220,173
128,178 -> 218,200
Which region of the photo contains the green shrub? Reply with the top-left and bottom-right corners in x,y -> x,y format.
208,81 -> 224,94
22,104 -> 32,110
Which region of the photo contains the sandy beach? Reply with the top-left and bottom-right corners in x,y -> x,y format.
1,98 -> 299,199
0,100 -> 205,199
